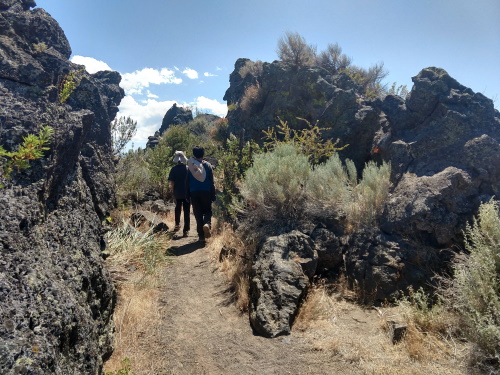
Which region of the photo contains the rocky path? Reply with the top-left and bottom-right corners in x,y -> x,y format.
150,215 -> 358,375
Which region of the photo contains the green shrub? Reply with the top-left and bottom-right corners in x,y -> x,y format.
115,150 -> 152,204
450,200 -> 500,356
317,43 -> 352,74
387,82 -> 409,99
240,143 -> 310,221
276,31 -> 316,70
32,42 -> 48,54
59,68 -> 84,103
343,63 -> 388,99
347,160 -> 391,228
214,134 -> 260,224
145,143 -> 171,199
161,125 -> 195,157
105,357 -> 136,375
263,118 -> 347,165
0,126 -> 53,187
309,157 -> 391,230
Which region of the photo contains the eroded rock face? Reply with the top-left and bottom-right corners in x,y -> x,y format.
0,1 -> 124,373
379,67 -> 500,246
159,103 -> 193,135
249,231 -> 317,337
224,59 -> 382,169
241,65 -> 500,314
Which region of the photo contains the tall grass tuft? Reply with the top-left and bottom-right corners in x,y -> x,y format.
105,219 -> 168,278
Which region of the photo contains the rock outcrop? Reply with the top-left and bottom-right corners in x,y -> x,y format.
158,103 -> 193,135
379,67 -> 500,246
249,231 -> 317,337
224,58 -> 381,169
0,1 -> 124,373
228,60 -> 500,328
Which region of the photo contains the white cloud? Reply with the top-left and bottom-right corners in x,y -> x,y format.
147,90 -> 159,99
182,68 -> 199,79
204,72 -> 217,77
70,55 -> 112,74
216,66 -> 223,71
120,68 -> 182,96
193,96 -> 227,117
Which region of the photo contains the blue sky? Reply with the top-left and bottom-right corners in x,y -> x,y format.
36,0 -> 500,149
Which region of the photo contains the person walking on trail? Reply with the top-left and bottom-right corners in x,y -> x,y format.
168,150 -> 190,237
186,146 -> 216,244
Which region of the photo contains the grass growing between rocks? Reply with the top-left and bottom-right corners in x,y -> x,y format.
294,282 -> 471,375
103,210 -> 174,375
208,223 -> 255,312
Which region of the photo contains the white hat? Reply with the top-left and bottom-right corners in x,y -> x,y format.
173,150 -> 187,163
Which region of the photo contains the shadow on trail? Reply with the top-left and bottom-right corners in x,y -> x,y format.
167,240 -> 205,256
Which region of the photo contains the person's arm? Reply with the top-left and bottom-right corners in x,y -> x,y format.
206,162 -> 216,202
185,168 -> 191,201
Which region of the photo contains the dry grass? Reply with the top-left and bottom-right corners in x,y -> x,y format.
293,282 -> 472,375
104,273 -> 167,374
208,223 -> 255,312
103,210 -> 173,374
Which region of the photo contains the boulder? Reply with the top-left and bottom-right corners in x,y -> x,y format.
0,1 -> 123,373
380,67 -> 500,245
130,210 -> 169,233
249,231 -> 317,337
159,103 -> 193,135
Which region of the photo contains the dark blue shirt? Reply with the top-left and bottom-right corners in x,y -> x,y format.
168,164 -> 188,199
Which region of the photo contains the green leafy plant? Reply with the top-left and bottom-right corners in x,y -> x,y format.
214,134 -> 260,223
105,357 -> 136,375
263,117 -> 347,165
0,126 -> 54,187
145,143 -> 171,200
59,68 -> 84,103
32,42 -> 48,54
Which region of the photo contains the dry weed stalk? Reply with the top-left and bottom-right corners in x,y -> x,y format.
208,223 -> 254,312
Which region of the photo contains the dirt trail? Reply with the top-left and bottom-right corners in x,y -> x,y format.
151,215 -> 359,375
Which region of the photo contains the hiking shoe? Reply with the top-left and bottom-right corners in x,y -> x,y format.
198,236 -> 206,244
174,224 -> 181,231
182,231 -> 189,237
203,224 -> 211,239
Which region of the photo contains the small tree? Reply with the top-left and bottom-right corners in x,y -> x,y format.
345,63 -> 388,98
318,43 -> 352,74
276,32 -> 316,70
162,125 -> 194,158
111,116 -> 137,156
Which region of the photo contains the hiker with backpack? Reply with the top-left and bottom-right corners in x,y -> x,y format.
186,146 -> 216,244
